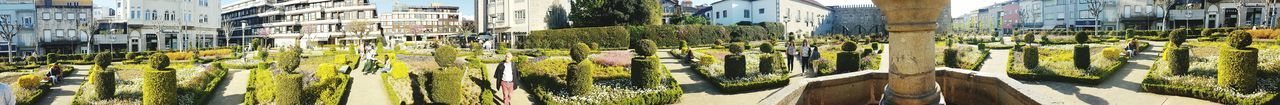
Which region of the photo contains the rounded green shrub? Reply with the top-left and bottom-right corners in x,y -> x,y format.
724,54 -> 747,78
590,42 -> 600,50
1169,28 -> 1187,46
148,53 -> 169,69
842,41 -> 857,52
273,73 -> 303,105
1073,45 -> 1090,69
1218,48 -> 1259,93
636,39 -> 658,56
1026,32 -> 1040,43
728,43 -> 745,54
759,42 -> 775,53
631,56 -> 663,88
275,46 -> 302,73
1169,47 -> 1191,75
1023,45 -> 1040,69
94,53 -> 110,69
943,48 -> 959,68
567,61 -> 596,96
570,43 -> 592,62
1201,28 -> 1215,37
1075,31 -> 1089,43
124,52 -> 136,60
431,67 -> 464,104
1227,30 -> 1253,49
142,68 -> 177,105
435,45 -> 458,68
256,49 -> 269,60
497,43 -> 509,54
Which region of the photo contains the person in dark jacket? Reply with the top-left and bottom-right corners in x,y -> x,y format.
496,53 -> 517,105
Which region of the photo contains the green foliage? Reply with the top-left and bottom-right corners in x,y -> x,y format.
497,43 -> 509,54
1227,30 -> 1254,49
759,42 -> 774,53
256,50 -> 269,60
142,69 -> 177,105
436,45 -> 458,68
470,42 -> 482,54
571,43 -> 592,62
1201,28 -> 1215,37
94,53 -> 110,69
389,60 -> 409,78
728,43 -> 744,54
1169,47 -> 1190,75
125,52 -> 136,60
148,53 -> 169,69
636,39 -> 658,56
1170,28 -> 1187,46
1217,48 -> 1258,93
837,49 -> 860,72
273,74 -> 303,105
759,54 -> 780,74
92,68 -> 116,100
631,56 -> 663,88
276,46 -> 302,73
943,48 -> 959,68
1074,45 -> 1090,69
568,0 -> 661,27
46,53 -> 56,64
1023,45 -> 1039,68
626,25 -> 747,48
723,55 -> 746,78
1075,31 -> 1089,43
568,61 -> 597,96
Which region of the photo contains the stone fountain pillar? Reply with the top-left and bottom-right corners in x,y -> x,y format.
871,0 -> 949,105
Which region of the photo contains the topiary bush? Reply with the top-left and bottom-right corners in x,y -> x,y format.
435,45 -> 458,68
148,53 -> 169,69
943,48 -> 959,68
1073,45 -> 1091,69
94,53 -> 110,69
1170,28 -> 1187,46
256,49 -> 269,60
142,68 -> 177,105
631,56 -> 663,88
636,40 -> 658,56
46,53 -> 56,64
759,42 -> 775,53
1169,47 -> 1190,75
1075,31 -> 1089,44
17,74 -> 40,89
570,43 -> 592,62
1023,45 -> 1040,69
724,54 -> 746,78
1218,48 -> 1259,93
431,67 -> 464,104
567,60 -> 596,96
91,67 -> 116,100
728,43 -> 744,54
1226,30 -> 1253,49
273,74 -> 303,105
275,46 -> 302,73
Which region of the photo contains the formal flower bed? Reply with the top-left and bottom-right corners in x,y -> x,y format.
517,57 -> 682,104
69,62 -> 224,105
243,53 -> 352,105
690,52 -> 791,93
0,65 -> 74,105
1007,41 -> 1149,85
815,43 -> 882,75
1142,41 -> 1280,104
935,45 -> 989,70
983,42 -> 1016,49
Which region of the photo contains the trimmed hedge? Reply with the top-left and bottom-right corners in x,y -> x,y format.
526,25 -> 776,49
431,67 -> 464,104
758,54 -> 782,74
724,55 -> 746,79
1023,45 -> 1039,68
148,54 -> 169,69
142,69 -> 177,105
1168,47 -> 1190,75
943,48 -> 959,68
273,74 -> 304,105
1074,45 -> 1090,69
568,61 -> 597,96
1217,48 -> 1258,93
571,43 -> 592,62
436,45 -> 458,68
1227,30 -> 1254,49
92,69 -> 116,100
631,56 -> 663,88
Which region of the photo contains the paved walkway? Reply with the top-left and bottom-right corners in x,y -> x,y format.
978,49 -> 1011,77
35,65 -> 91,105
656,49 -> 802,105
345,60 -> 391,105
207,69 -> 250,105
997,41 -> 1219,105
486,63 -> 533,105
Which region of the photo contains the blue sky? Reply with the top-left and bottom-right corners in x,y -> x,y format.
92,0 -> 996,19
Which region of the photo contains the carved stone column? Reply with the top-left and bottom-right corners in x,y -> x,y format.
871,0 -> 948,105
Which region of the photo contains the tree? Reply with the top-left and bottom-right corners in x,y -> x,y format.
78,18 -> 98,53
345,19 -> 374,47
1084,0 -> 1106,36
255,28 -> 272,49
298,25 -> 314,46
569,0 -> 662,27
676,14 -> 710,25
0,16 -> 17,62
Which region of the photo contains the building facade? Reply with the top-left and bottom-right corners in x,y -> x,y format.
827,4 -> 884,36
116,0 -> 219,52
221,0 -> 378,48
481,0 -> 571,46
36,0 -> 91,54
378,4 -> 466,44
0,0 -> 35,57
702,0 -> 831,38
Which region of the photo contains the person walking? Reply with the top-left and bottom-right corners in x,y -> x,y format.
0,83 -> 13,105
809,44 -> 821,71
786,39 -> 797,72
799,41 -> 811,74
497,53 -> 517,105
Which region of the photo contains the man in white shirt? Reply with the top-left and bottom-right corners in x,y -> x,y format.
498,53 -> 516,105
0,83 -> 13,105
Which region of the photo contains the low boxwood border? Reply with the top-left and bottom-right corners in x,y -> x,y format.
1006,43 -> 1149,85
379,73 -> 403,104
1141,79 -> 1278,104
20,66 -> 75,105
524,77 -> 684,105
689,54 -> 791,94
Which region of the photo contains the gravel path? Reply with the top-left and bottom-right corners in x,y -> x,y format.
206,69 -> 250,105
999,41 -> 1218,105
657,49 -> 787,105
34,65 -> 91,105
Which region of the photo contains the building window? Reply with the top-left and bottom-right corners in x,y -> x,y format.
759,8 -> 765,14
743,10 -> 749,18
42,13 -> 48,20
515,10 -> 525,24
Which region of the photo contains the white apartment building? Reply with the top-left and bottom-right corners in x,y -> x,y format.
0,0 -> 35,56
481,0 -> 571,45
117,0 -> 220,51
378,4 -> 466,44
702,0 -> 831,38
222,0 -> 378,48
